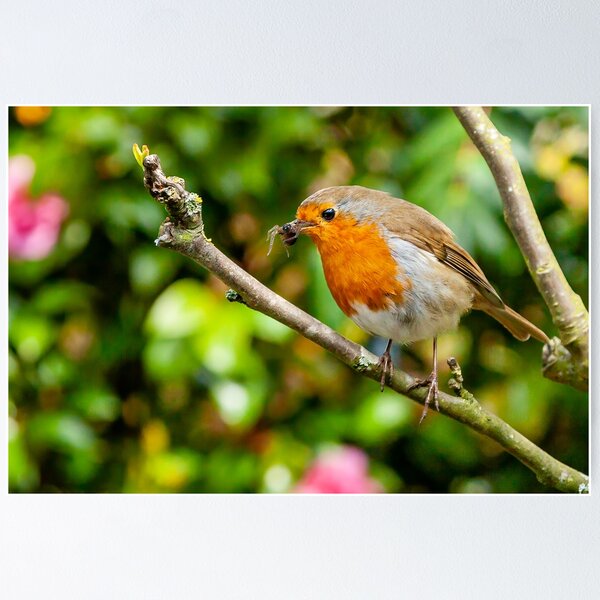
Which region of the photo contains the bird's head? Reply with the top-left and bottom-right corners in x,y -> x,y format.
280,186 -> 391,249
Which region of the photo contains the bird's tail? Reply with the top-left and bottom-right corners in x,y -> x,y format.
478,302 -> 549,344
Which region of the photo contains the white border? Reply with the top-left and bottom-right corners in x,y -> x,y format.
2,1 -> 599,598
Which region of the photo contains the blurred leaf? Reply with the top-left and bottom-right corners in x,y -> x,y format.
130,247 -> 178,295
211,379 -> 266,430
80,110 -> 121,148
142,338 -> 201,381
410,418 -> 481,474
145,450 -> 202,491
10,312 -> 56,363
145,279 -> 215,338
38,352 -> 78,386
70,387 -> 120,422
9,428 -> 39,492
204,448 -> 259,493
369,460 -> 404,493
351,390 -> 412,445
251,312 -> 294,343
27,412 -> 96,454
31,281 -> 94,314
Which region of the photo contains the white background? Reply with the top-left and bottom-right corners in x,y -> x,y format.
1,1 -> 598,598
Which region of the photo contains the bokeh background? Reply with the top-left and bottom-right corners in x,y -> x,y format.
8,106 -> 588,493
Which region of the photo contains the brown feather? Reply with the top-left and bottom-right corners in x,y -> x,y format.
378,197 -> 504,308
474,298 -> 550,343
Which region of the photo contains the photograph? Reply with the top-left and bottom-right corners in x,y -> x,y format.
8,105 -> 589,494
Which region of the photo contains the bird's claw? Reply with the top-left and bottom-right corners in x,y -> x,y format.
377,351 -> 394,392
408,373 -> 439,423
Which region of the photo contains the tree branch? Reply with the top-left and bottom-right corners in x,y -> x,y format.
138,151 -> 589,494
453,107 -> 589,391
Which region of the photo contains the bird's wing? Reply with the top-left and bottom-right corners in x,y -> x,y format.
381,200 -> 504,308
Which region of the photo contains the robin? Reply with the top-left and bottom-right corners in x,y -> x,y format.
278,185 -> 549,421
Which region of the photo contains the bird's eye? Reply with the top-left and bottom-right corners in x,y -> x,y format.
321,208 -> 336,221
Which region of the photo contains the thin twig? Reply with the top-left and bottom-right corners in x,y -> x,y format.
138,152 -> 589,494
453,107 -> 588,391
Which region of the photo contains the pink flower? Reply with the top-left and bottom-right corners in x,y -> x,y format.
295,446 -> 382,494
9,155 -> 69,260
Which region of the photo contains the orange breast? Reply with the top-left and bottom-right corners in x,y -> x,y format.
308,216 -> 407,317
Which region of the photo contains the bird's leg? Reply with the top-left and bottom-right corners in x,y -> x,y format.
407,337 -> 439,423
376,338 -> 394,392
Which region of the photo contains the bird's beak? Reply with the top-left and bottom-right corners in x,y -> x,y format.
280,219 -> 316,246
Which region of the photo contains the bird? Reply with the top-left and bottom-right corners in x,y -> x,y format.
278,185 -> 549,421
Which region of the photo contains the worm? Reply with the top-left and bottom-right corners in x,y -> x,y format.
267,225 -> 289,257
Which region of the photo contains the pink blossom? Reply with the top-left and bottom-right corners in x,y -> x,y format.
295,446 -> 382,494
9,155 -> 69,260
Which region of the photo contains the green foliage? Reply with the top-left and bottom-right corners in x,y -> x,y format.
9,106 -> 588,493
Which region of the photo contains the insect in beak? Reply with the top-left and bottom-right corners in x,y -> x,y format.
280,219 -> 315,246
267,219 -> 315,253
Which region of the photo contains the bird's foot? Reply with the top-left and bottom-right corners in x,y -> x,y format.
407,372 -> 439,423
376,349 -> 394,392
